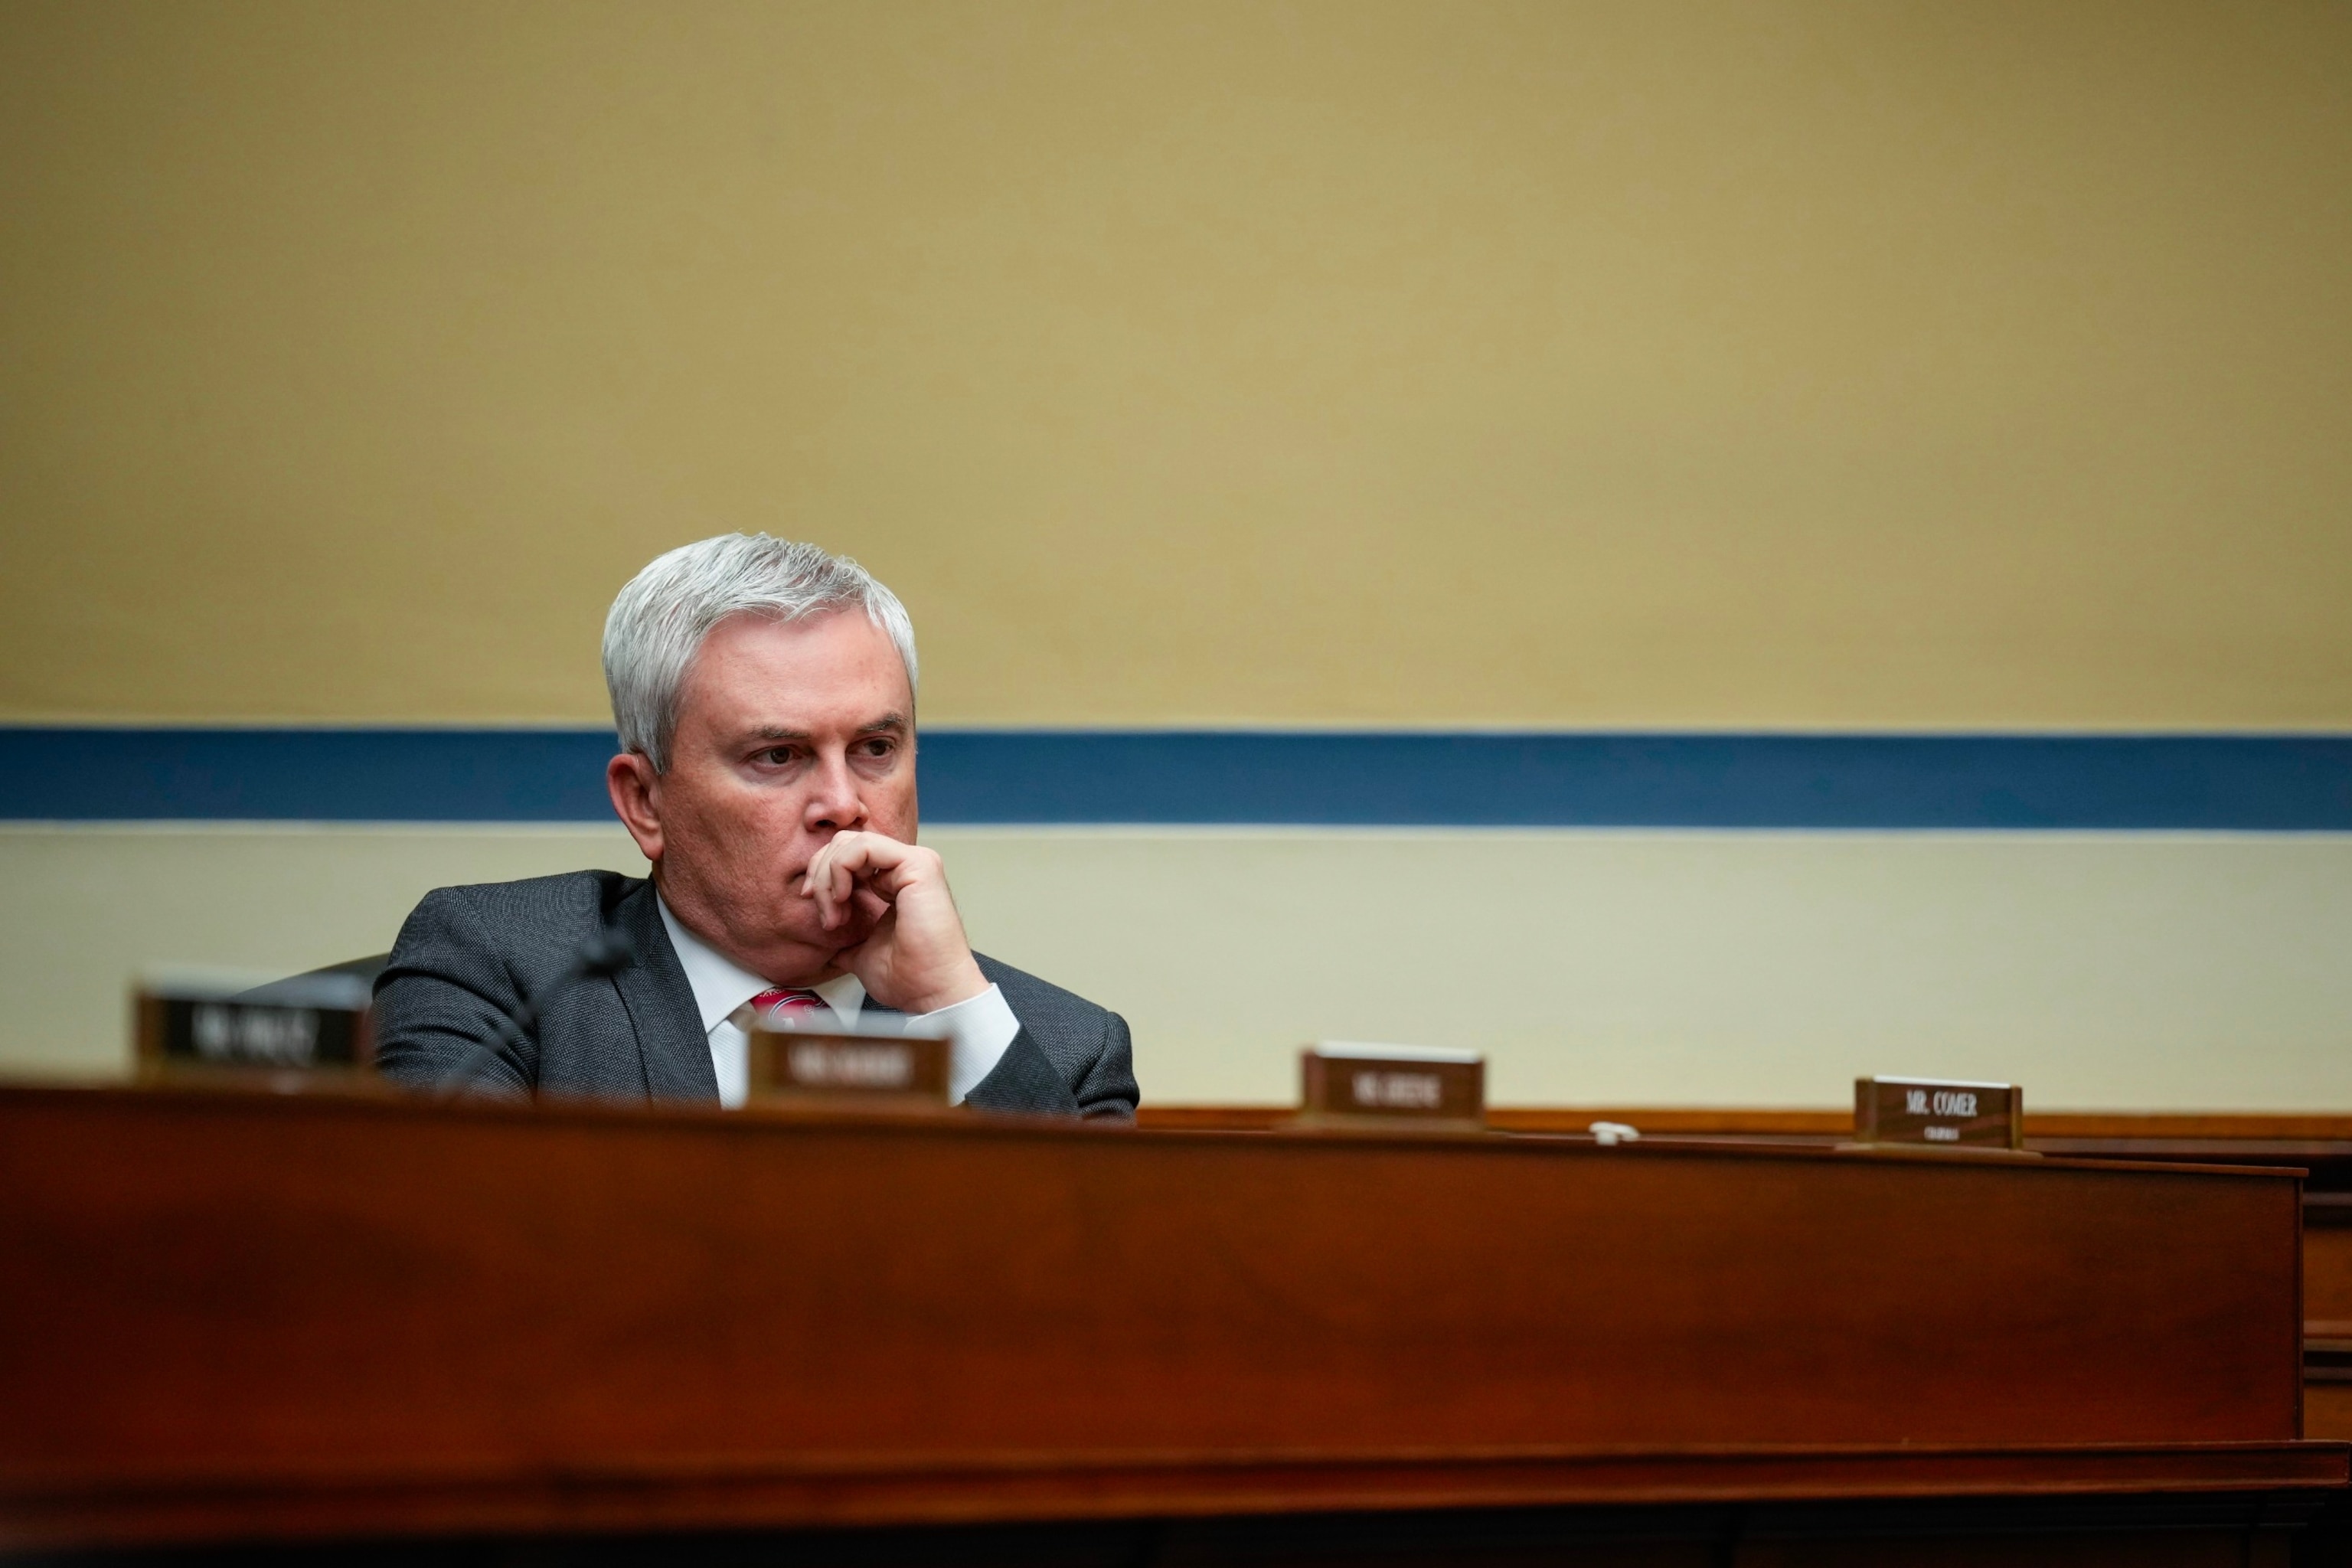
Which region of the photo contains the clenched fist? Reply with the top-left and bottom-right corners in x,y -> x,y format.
799,831 -> 988,1015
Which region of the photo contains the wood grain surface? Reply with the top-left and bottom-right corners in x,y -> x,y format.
0,1086 -> 2334,1551
1138,1106 -> 2352,1143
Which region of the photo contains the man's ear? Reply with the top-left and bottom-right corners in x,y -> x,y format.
606,753 -> 666,864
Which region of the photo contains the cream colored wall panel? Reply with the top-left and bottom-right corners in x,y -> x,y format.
933,829 -> 2352,1109
3,2 -> 2349,729
0,826 -> 647,1080
4,825 -> 2347,1112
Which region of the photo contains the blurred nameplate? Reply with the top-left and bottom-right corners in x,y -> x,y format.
1298,1044 -> 1485,1132
746,1022 -> 952,1112
136,970 -> 375,1086
1853,1076 -> 2025,1153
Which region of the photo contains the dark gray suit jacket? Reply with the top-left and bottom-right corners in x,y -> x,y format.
373,871 -> 1138,1119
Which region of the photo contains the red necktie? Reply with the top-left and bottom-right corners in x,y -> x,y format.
748,988 -> 828,1027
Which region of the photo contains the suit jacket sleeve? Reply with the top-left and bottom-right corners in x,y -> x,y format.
1073,1009 -> 1139,1120
966,952 -> 1141,1120
372,886 -> 536,1096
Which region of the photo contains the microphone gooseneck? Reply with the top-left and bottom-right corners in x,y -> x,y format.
435,929 -> 639,1099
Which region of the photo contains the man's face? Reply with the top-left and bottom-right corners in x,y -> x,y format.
627,609 -> 916,983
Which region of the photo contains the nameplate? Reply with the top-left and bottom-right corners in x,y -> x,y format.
746,1027 -> 952,1110
1853,1076 -> 2024,1152
136,989 -> 374,1081
1297,1044 -> 1485,1131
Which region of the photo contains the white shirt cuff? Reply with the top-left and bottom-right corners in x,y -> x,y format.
920,983 -> 1020,1104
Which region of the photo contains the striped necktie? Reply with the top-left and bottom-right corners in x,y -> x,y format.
733,988 -> 828,1031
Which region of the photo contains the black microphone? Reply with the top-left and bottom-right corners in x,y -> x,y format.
436,928 -> 639,1099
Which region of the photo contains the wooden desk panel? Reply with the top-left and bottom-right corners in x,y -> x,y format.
0,1087 -> 2333,1552
1142,1106 -> 2352,1449
2308,1223 -> 2352,1331
1137,1106 -> 2352,1159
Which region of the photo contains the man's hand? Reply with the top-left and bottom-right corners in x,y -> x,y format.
800,831 -> 988,1015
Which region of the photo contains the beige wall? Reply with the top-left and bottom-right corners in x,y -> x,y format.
4,1 -> 2349,730
8,824 -> 2350,1111
5,5 -> 2348,1107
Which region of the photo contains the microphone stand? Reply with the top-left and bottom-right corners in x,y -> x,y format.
436,929 -> 638,1100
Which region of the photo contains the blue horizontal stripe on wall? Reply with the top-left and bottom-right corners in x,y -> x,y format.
0,728 -> 623,823
2,727 -> 2350,829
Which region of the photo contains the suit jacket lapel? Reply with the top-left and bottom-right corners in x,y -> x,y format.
612,880 -> 719,1102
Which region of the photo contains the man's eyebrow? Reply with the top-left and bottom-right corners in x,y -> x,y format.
739,715 -> 906,743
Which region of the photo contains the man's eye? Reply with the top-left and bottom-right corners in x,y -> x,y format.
754,747 -> 798,766
858,738 -> 896,758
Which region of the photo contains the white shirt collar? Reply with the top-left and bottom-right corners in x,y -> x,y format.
656,893 -> 866,1036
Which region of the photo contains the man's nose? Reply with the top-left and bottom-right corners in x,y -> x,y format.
802,750 -> 870,833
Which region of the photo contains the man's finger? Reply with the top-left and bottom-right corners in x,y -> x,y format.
831,900 -> 894,978
812,852 -> 842,929
828,858 -> 859,927
801,831 -> 930,931
805,835 -> 857,924
797,851 -> 827,924
819,835 -> 873,929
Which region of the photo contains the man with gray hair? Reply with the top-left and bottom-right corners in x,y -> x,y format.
373,534 -> 1138,1118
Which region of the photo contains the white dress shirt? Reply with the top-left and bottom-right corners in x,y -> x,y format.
656,896 -> 1019,1109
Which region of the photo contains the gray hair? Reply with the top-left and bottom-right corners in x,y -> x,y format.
602,534 -> 919,772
